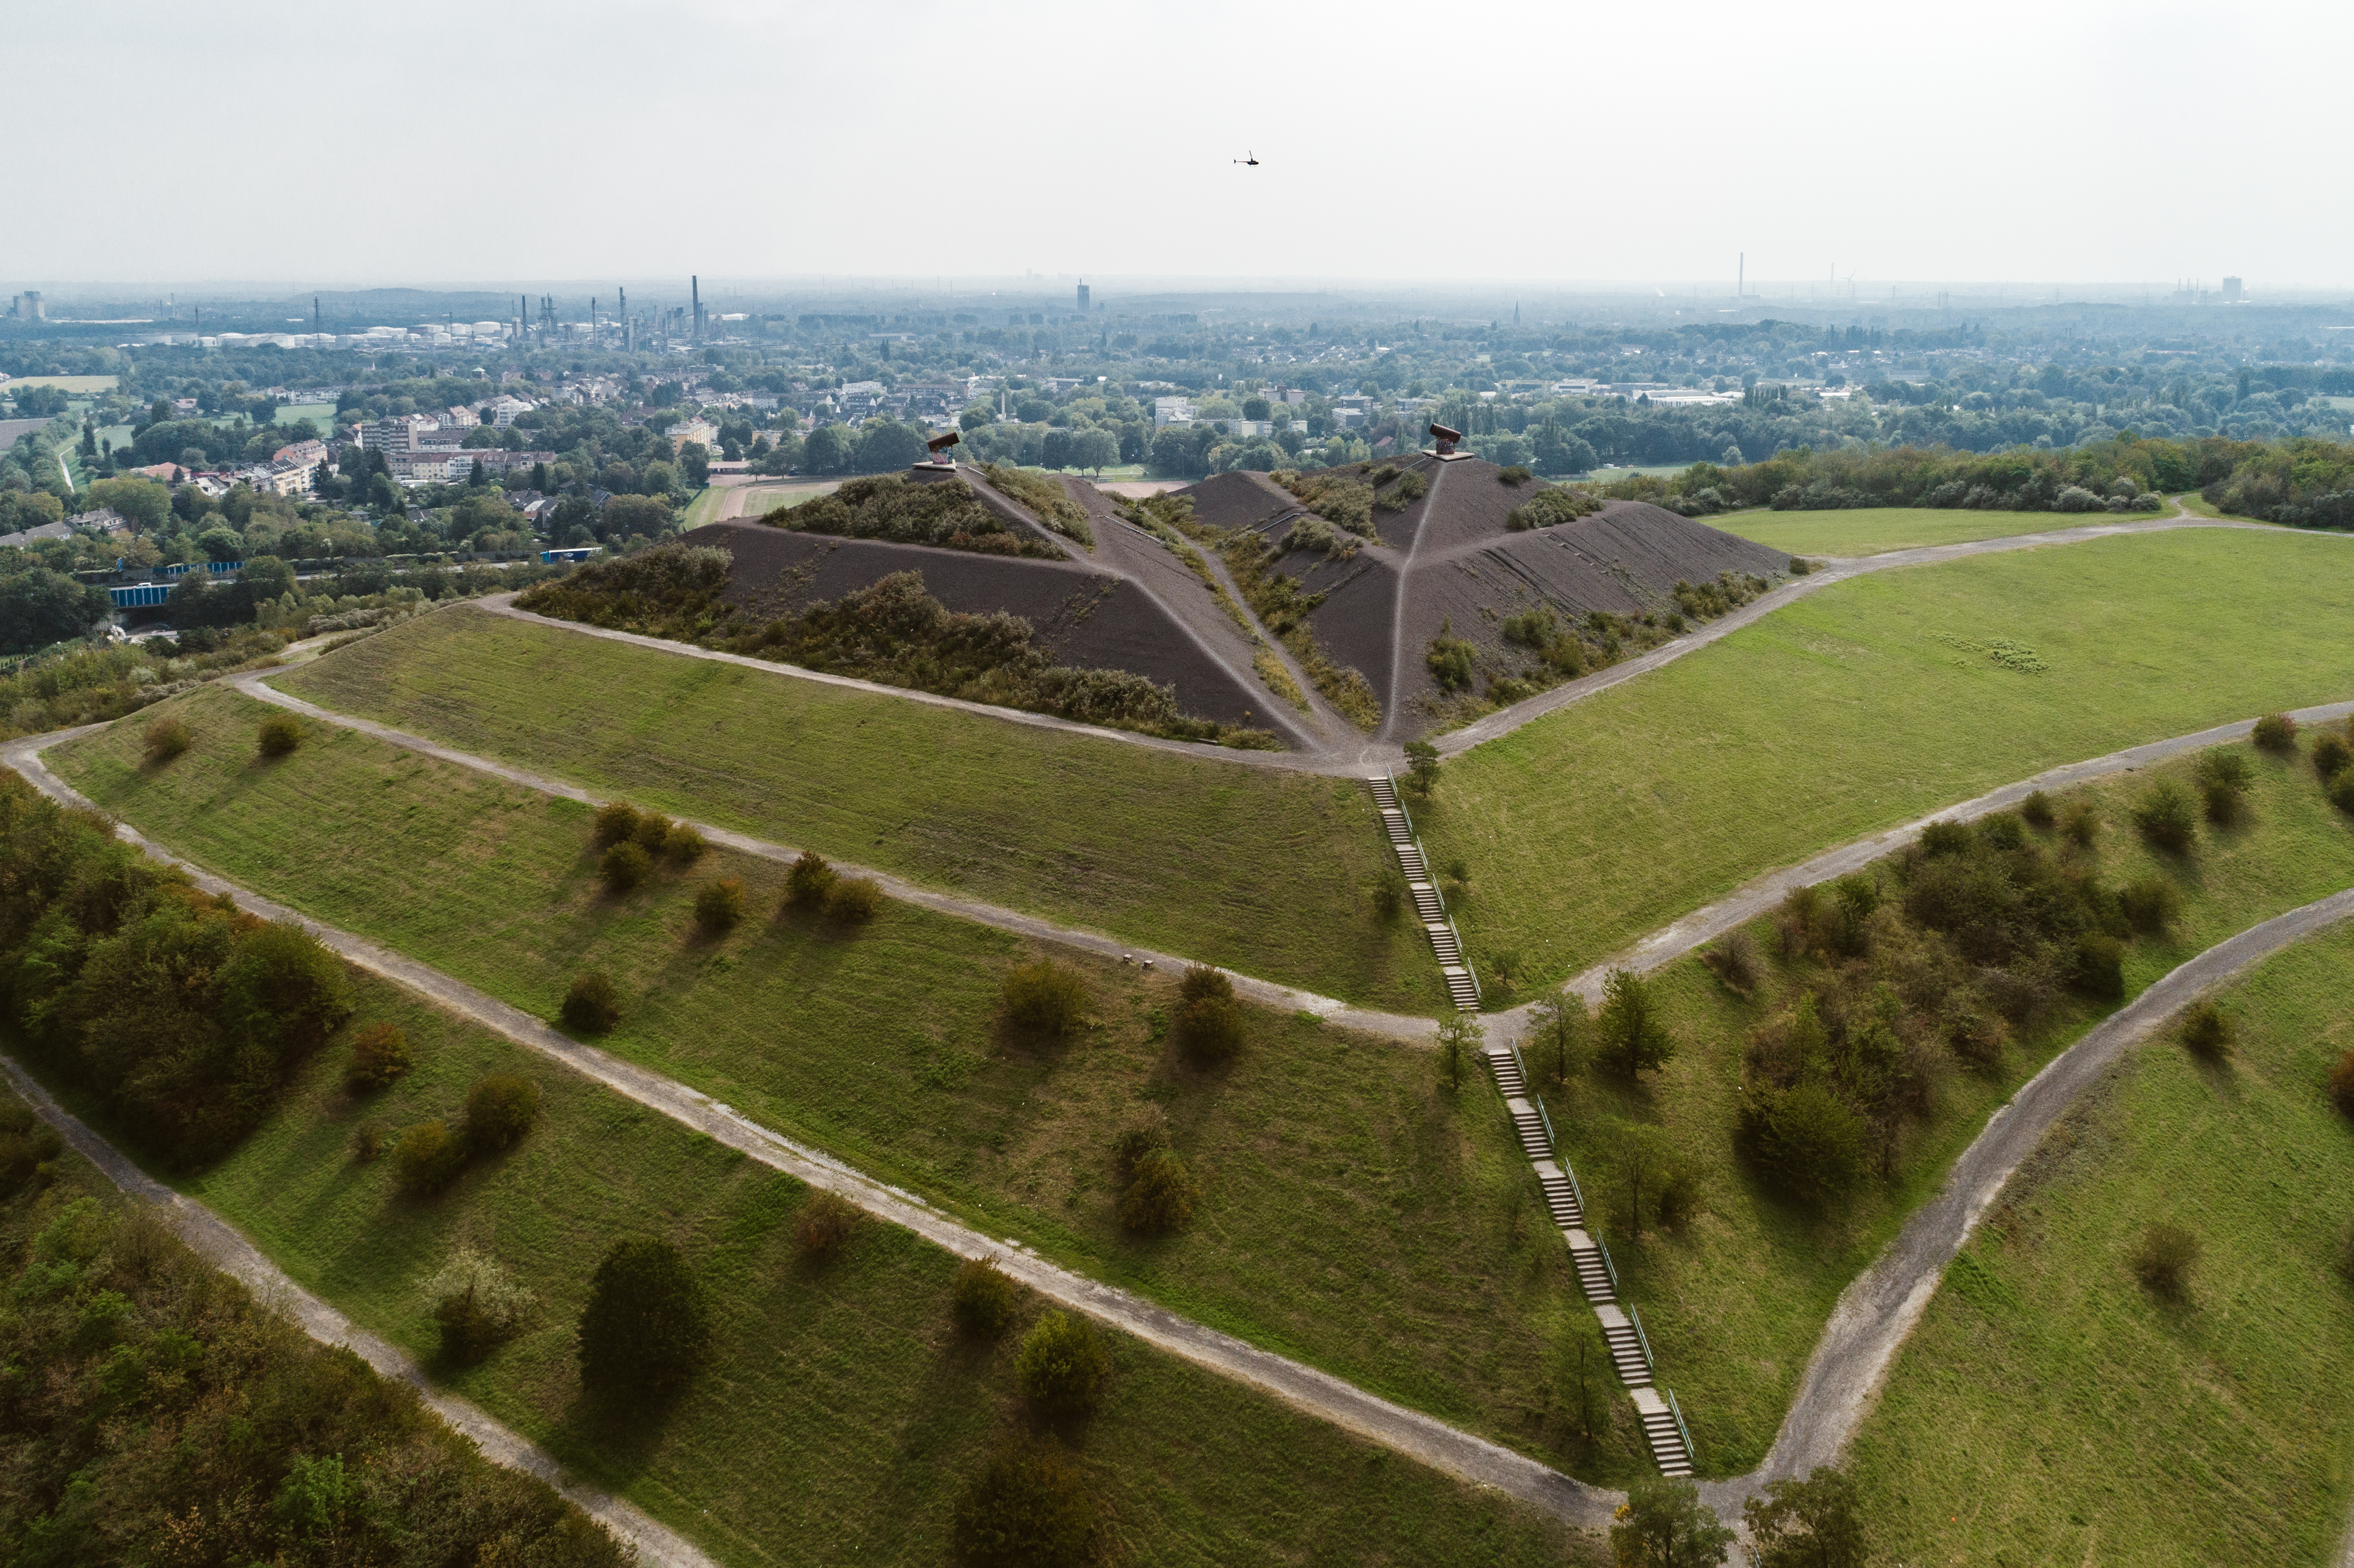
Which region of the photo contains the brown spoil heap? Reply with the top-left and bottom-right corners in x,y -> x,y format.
1179,456 -> 1790,740
677,463 -> 1316,745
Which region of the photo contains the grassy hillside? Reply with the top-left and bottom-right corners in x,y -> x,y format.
1718,506 -> 2130,557
1424,528 -> 2354,996
51,685 -> 1649,1482
1511,738 -> 2354,1475
8,978 -> 1589,1568
1845,924 -> 2354,1565
272,606 -> 1429,1011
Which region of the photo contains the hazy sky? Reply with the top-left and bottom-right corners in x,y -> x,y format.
11,0 -> 2346,288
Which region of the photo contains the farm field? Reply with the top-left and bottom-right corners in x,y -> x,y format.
52,685 -> 1642,1480
1718,505 -> 2149,557
1424,528 -> 2354,995
3,980 -> 1585,1568
273,606 -> 1429,1010
1844,923 -> 2354,1565
1523,739 -> 2354,1474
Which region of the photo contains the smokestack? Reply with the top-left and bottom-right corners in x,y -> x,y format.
313,295 -> 320,335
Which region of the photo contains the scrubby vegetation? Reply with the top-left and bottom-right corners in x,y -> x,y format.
559,971 -> 622,1033
0,1162 -> 629,1566
424,1241 -> 540,1359
1272,466 -> 1377,535
1002,958 -> 1088,1036
0,773 -> 350,1165
953,1256 -> 1019,1338
1214,531 -> 1381,729
575,1235 -> 709,1402
1015,1311 -> 1111,1417
257,711 -> 303,756
517,543 -> 1276,749
1505,485 -> 1606,531
979,463 -> 1095,546
772,473 -> 1062,557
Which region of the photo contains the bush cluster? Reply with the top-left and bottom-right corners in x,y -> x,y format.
391,1072 -> 541,1196
142,713 -> 191,765
795,1188 -> 862,1255
345,1021 -> 413,1091
0,775 -> 352,1166
560,971 -> 623,1033
952,1256 -> 1019,1338
0,1176 -> 631,1565
783,474 -> 1062,556
1002,958 -> 1088,1036
782,850 -> 882,923
1170,964 -> 1245,1064
1014,1310 -> 1111,1416
256,712 -> 302,757
694,877 -> 746,933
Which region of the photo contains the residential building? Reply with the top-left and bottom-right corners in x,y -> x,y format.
1153,396 -> 1194,428
0,519 -> 73,551
670,418 -> 719,451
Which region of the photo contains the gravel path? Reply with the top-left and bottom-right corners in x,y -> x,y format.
0,1047 -> 718,1568
476,508 -> 2276,775
1699,883 -> 2354,1520
0,730 -> 1612,1529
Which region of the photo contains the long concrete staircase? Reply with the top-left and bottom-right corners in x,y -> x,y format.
1367,775 -> 1480,1011
1482,1039 -> 1696,1478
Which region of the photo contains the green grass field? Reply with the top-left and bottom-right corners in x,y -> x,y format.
1424,528 -> 2354,996
3,374 -> 116,394
1844,924 -> 2354,1565
273,606 -> 1431,1010
4,982 -> 1588,1568
678,486 -> 724,528
52,685 -> 1647,1481
1719,506 -> 2133,557
1537,738 -> 2354,1475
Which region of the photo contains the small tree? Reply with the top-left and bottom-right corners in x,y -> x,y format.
795,1188 -> 861,1255
423,1243 -> 537,1360
2251,713 -> 2299,752
823,876 -> 882,923
694,878 -> 746,934
601,839 -> 652,892
1434,1012 -> 1484,1090
1370,868 -> 1407,922
1526,992 -> 1589,1085
952,1256 -> 1018,1338
143,714 -> 191,765
560,971 -> 622,1033
2329,1049 -> 2354,1119
1002,959 -> 1087,1036
1698,930 -> 1760,998
592,801 -> 642,847
1610,1476 -> 1735,1567
1118,1149 -> 1200,1235
257,713 -> 302,757
1741,1082 -> 1866,1202
951,1440 -> 1092,1568
2316,734 -> 2354,781
2179,999 -> 2234,1061
1015,1311 -> 1110,1417
2119,876 -> 2183,933
2130,780 -> 2197,852
1595,967 -> 1672,1078
576,1237 -> 709,1400
393,1119 -> 467,1197
2060,800 -> 2101,847
630,812 -> 675,854
1614,1122 -> 1700,1235
465,1073 -> 540,1151
1402,739 -> 1440,795
2131,1221 -> 2199,1299
2019,789 -> 2054,828
344,1022 -> 411,1092
785,850 -> 838,906
660,823 -> 707,863
1742,1467 -> 1869,1568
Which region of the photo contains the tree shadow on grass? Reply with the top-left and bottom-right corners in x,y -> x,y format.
548,1382 -> 690,1485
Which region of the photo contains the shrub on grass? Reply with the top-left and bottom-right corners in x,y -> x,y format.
393,1120 -> 467,1197
560,972 -> 622,1033
1918,819 -> 1973,858
591,801 -> 641,847
2131,1222 -> 2199,1299
2130,780 -> 2197,852
2330,1050 -> 2354,1119
1015,1311 -> 1110,1417
344,1022 -> 412,1092
2179,1000 -> 2234,1061
1172,996 -> 1244,1063
2316,734 -> 2353,781
576,1237 -> 709,1401
2195,747 -> 2254,794
1111,1109 -> 1170,1172
1002,959 -> 1087,1036
600,839 -> 652,892
1738,1081 -> 1867,1202
2060,800 -> 2101,847
1595,967 -> 1673,1078
951,1440 -> 1092,1568
785,850 -> 837,905
2119,876 -> 2183,933
1699,930 -> 1761,998
693,878 -> 745,934
630,811 -> 676,854
951,1257 -> 1018,1338
795,1189 -> 862,1255
1370,867 -> 1407,921
2074,933 -> 2126,1000
256,713 -> 302,757
2202,777 -> 2243,825
1118,1149 -> 1201,1235
2331,772 -> 2354,817
465,1073 -> 540,1152
2253,713 -> 2298,752
142,714 -> 191,765
424,1243 -> 538,1359
2020,789 -> 2054,829
1403,739 -> 1440,795
351,1122 -> 388,1163
1977,812 -> 2026,852
660,823 -> 706,863
1496,465 -> 1533,486
823,875 -> 882,923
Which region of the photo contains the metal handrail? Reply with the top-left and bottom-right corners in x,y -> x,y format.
1629,1305 -> 1657,1378
1386,773 -> 1415,838
1534,1093 -> 1556,1154
1668,1389 -> 1695,1465
1563,1159 -> 1586,1220
1598,1233 -> 1621,1295
1509,1043 -> 1529,1088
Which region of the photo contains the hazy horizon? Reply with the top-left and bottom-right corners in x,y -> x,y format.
10,0 -> 2349,289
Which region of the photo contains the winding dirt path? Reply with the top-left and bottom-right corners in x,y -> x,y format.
0,1049 -> 718,1568
0,730 -> 1614,1530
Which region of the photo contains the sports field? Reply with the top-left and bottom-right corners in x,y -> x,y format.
274,608 -> 1430,1010
1425,528 -> 2354,995
1845,924 -> 2354,1564
53,685 -> 1643,1480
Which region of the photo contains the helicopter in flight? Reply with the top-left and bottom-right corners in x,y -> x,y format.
1233,151 -> 1259,166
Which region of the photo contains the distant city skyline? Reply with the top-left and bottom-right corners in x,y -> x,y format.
6,0 -> 2347,285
